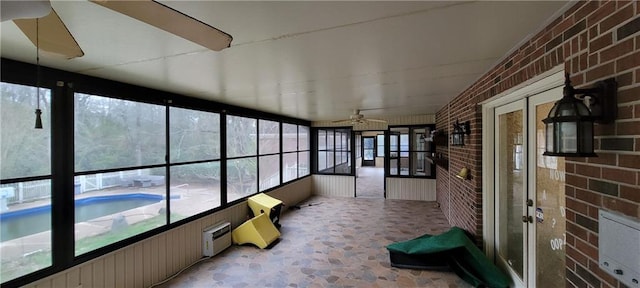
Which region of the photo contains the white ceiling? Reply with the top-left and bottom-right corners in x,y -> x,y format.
1,1 -> 568,122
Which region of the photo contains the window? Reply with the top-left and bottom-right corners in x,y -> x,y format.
226,115 -> 257,202
259,120 -> 280,191
0,82 -> 52,282
74,93 -> 166,256
281,124 -> 310,182
298,125 -> 310,177
389,126 -> 435,177
316,128 -> 351,174
169,107 -> 221,222
376,134 -> 384,157
1,61 -> 313,287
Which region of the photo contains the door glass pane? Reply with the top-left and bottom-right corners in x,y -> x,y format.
363,138 -> 374,160
536,102 -> 566,287
497,110 -> 524,278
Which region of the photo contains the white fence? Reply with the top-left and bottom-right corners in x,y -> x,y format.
0,170 -> 155,205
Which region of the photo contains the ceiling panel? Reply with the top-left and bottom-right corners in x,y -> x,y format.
1,1 -> 568,121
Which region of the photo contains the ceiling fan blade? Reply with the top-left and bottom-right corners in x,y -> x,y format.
366,118 -> 388,123
91,0 -> 232,51
13,8 -> 84,59
332,119 -> 351,123
1,0 -> 51,22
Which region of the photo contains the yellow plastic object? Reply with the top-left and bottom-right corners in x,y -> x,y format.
247,193 -> 283,219
231,213 -> 281,249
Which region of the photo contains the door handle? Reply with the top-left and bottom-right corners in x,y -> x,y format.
522,216 -> 533,223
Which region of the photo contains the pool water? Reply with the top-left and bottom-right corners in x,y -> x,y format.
0,193 -> 163,242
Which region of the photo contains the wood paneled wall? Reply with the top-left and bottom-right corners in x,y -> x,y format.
386,178 -> 437,201
26,177 -> 312,288
311,175 -> 354,197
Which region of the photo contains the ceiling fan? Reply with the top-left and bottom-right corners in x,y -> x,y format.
332,109 -> 388,125
1,0 -> 233,59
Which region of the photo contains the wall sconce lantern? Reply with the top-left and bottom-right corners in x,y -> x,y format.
456,167 -> 469,180
451,120 -> 470,146
542,74 -> 617,157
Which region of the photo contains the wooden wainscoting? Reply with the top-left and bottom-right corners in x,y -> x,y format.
386,178 -> 436,201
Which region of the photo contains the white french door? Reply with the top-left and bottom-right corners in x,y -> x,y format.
487,71 -> 567,288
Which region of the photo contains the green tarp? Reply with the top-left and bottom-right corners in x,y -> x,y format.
386,227 -> 510,288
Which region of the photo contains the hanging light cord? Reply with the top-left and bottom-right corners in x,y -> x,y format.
35,18 -> 43,129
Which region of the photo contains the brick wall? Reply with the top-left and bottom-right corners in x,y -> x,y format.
435,1 -> 640,287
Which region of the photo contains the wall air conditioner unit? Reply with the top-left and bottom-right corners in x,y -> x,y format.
203,222 -> 231,257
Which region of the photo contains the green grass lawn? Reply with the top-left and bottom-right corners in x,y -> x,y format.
1,213 -> 184,282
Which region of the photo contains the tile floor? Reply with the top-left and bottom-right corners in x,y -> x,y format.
355,167 -> 385,199
157,196 -> 468,288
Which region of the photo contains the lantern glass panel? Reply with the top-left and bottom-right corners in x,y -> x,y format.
545,123 -> 554,153
558,121 -> 577,153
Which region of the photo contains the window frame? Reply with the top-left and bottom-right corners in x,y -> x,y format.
386,125 -> 437,179
313,127 -> 353,175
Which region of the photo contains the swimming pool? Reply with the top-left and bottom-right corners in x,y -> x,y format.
0,193 -> 165,242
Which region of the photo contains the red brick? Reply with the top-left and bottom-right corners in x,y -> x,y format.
616,50 -> 640,72
600,4 -> 635,33
575,163 -> 601,178
619,154 -> 640,169
616,71 -> 633,87
575,237 -> 598,260
586,61 -> 615,82
579,52 -> 588,70
617,105 -> 633,119
589,32 -> 613,53
575,189 -> 603,206
637,138 -> 640,151
567,209 -> 576,222
587,232 -> 598,246
618,86 -> 640,103
587,1 -> 616,27
617,120 -> 640,135
567,174 -> 589,189
571,37 -> 580,54
567,221 -> 589,243
600,38 -> 634,62
553,16 -> 576,37
566,233 -> 576,247
587,152 -> 616,165
594,122 -> 615,136
575,1 -> 600,20
620,185 -> 640,203
636,104 -> 640,119
566,246 -> 590,271
602,167 -> 636,185
588,205 -> 599,218
567,197 -> 590,215
603,196 -> 640,218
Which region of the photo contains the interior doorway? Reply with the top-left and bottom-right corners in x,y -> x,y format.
356,131 -> 385,198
